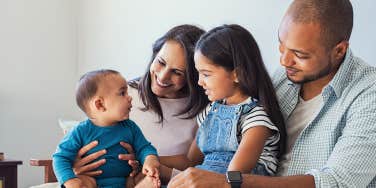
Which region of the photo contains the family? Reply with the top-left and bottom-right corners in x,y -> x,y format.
52,0 -> 376,187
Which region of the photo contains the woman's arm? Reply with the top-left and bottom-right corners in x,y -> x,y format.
227,126 -> 271,173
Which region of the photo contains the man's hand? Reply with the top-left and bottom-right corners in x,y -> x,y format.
167,167 -> 228,188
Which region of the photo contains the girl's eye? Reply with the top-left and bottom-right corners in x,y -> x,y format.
120,91 -> 125,96
202,73 -> 209,78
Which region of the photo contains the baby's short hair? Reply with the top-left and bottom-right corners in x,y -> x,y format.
76,69 -> 120,113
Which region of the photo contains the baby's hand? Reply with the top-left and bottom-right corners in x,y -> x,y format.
142,155 -> 160,178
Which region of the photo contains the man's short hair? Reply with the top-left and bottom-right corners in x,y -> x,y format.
76,69 -> 119,113
288,0 -> 353,48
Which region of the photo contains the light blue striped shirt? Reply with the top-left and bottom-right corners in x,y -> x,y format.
273,49 -> 376,187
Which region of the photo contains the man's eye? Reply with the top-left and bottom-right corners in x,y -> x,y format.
296,55 -> 309,59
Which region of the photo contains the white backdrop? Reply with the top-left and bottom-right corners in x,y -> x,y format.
78,0 -> 376,78
0,0 -> 375,187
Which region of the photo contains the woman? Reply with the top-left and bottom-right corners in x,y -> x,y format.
72,24 -> 209,185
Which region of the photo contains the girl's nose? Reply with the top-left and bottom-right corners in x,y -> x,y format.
198,75 -> 205,87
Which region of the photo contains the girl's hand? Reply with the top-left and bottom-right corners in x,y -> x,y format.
73,140 -> 106,176
119,141 -> 139,177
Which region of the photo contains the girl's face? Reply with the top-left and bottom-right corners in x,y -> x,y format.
150,40 -> 187,98
194,51 -> 247,105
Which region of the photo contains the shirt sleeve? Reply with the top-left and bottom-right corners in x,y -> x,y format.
128,120 -> 158,164
306,85 -> 376,187
52,126 -> 82,185
196,103 -> 212,127
240,105 -> 279,134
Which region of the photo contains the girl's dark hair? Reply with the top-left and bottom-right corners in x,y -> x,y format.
195,24 -> 286,157
129,24 -> 209,122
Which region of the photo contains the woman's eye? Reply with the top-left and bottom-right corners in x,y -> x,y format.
158,60 -> 166,66
173,70 -> 183,76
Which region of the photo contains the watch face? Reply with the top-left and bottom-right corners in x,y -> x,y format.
227,171 -> 242,182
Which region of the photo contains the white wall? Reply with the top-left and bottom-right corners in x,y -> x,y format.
1,0 -> 375,187
78,0 -> 376,78
0,0 -> 80,187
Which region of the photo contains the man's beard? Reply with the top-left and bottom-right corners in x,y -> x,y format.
287,61 -> 333,84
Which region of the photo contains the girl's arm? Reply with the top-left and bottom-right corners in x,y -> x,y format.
227,126 -> 272,173
159,138 -> 204,184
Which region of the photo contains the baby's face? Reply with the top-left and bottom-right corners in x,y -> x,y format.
98,74 -> 132,123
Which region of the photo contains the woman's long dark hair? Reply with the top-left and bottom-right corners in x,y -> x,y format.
129,24 -> 209,122
195,24 -> 286,157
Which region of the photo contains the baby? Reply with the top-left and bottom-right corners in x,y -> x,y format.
53,69 -> 160,188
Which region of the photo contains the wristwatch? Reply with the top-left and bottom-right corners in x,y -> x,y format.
226,171 -> 242,188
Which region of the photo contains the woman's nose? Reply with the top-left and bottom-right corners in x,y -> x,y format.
158,68 -> 170,82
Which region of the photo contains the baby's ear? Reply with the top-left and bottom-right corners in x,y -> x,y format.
92,96 -> 106,112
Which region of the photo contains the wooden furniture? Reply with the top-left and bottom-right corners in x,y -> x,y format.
0,159 -> 23,188
29,159 -> 57,183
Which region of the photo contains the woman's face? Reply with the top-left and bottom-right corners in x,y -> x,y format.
150,40 -> 187,98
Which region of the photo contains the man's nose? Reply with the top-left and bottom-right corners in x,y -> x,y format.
280,50 -> 295,67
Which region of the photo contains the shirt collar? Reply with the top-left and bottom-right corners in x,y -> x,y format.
325,48 -> 354,99
287,48 -> 354,99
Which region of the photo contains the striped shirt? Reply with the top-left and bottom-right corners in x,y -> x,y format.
197,97 -> 280,175
273,49 -> 376,187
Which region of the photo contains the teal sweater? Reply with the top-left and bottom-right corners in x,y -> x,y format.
53,119 -> 157,187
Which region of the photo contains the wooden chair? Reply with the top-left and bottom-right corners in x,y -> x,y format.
30,159 -> 57,183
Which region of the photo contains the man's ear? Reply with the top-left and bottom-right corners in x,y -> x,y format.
333,40 -> 349,60
93,96 -> 106,112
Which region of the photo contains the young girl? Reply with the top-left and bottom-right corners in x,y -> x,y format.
186,24 -> 286,176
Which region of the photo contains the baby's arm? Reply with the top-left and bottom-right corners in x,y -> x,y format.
227,126 -> 272,173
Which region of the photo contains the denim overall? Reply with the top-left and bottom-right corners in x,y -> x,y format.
195,99 -> 269,175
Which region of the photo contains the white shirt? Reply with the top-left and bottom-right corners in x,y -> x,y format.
128,87 -> 197,156
277,94 -> 323,176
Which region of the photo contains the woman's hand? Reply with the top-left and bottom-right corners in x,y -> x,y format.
119,141 -> 140,177
73,140 -> 106,176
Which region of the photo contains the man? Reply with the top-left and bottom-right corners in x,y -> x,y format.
168,0 -> 376,187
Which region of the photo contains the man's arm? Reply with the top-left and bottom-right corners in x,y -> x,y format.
305,86 -> 376,187
167,167 -> 315,188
